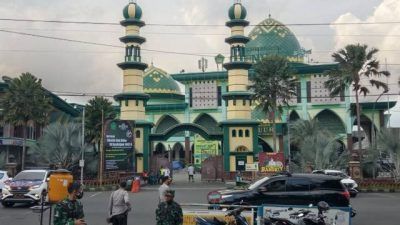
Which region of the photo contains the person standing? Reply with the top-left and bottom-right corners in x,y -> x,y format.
108,181 -> 131,225
164,166 -> 171,178
187,164 -> 195,182
158,176 -> 171,202
54,182 -> 86,225
155,190 -> 183,225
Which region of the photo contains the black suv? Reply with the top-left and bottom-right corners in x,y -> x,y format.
208,173 -> 350,207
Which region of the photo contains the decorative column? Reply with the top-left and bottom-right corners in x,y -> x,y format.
220,1 -> 259,173
114,1 -> 153,173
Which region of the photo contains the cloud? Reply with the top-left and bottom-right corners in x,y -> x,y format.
331,0 -> 400,102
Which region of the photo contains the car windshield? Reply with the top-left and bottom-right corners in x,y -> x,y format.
248,177 -> 269,190
0,172 -> 4,179
326,172 -> 348,178
13,171 -> 46,181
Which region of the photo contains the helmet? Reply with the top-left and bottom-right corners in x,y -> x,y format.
317,201 -> 330,212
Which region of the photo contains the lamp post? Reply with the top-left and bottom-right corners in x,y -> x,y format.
80,107 -> 85,185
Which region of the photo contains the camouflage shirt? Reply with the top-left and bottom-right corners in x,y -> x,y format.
156,201 -> 183,225
53,199 -> 84,225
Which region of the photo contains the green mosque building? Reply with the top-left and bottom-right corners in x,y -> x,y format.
115,1 -> 395,178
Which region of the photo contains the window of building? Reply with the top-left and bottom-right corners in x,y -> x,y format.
135,130 -> 141,138
245,129 -> 250,137
296,82 -> 301,103
306,81 -> 311,103
238,130 -> 243,137
232,130 -> 237,137
243,100 -> 246,106
125,100 -> 129,107
135,100 -> 139,106
189,88 -> 193,107
233,100 -> 236,106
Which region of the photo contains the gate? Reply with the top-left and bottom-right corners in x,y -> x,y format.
150,155 -> 170,176
201,156 -> 223,182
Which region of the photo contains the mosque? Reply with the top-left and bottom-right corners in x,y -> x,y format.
115,1 -> 395,178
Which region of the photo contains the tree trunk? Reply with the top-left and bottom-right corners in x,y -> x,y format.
272,112 -> 277,152
355,90 -> 362,161
21,125 -> 27,170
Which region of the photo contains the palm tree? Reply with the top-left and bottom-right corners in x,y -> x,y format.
85,96 -> 115,153
29,122 -> 89,170
251,56 -> 297,151
324,44 -> 390,158
290,119 -> 349,172
0,73 -> 50,170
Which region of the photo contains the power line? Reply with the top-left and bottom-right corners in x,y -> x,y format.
2,18 -> 400,27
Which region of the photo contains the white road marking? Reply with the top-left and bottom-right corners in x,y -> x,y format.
89,192 -> 102,198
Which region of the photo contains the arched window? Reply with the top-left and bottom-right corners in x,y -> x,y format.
135,130 -> 141,138
239,130 -> 243,137
232,130 -> 237,137
245,129 -> 250,137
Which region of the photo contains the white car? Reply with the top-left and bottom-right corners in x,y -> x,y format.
312,170 -> 358,197
0,170 -> 10,191
1,170 -> 50,207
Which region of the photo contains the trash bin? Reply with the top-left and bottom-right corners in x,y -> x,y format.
130,178 -> 140,193
48,169 -> 73,204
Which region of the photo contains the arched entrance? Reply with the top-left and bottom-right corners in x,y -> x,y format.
289,111 -> 301,121
259,138 -> 273,152
314,109 -> 346,135
150,123 -> 223,181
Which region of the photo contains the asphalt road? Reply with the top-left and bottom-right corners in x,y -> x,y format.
1,177 -> 399,225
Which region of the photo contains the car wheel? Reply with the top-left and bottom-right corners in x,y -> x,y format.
350,192 -> 357,198
2,202 -> 14,208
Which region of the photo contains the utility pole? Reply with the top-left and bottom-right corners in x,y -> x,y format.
99,109 -> 104,185
80,107 -> 85,185
198,57 -> 208,72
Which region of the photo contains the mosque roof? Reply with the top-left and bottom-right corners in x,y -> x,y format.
144,65 -> 183,96
246,17 -> 304,62
123,2 -> 142,20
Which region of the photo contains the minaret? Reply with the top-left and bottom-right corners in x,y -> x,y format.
115,1 -> 152,173
221,0 -> 259,173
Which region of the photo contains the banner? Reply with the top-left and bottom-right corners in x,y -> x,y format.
104,120 -> 135,171
183,210 -> 254,225
264,205 -> 351,225
194,135 -> 219,168
258,152 -> 285,173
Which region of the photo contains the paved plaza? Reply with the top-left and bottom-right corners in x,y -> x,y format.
0,172 -> 399,225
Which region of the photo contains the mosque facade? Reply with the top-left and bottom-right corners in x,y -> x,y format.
116,1 -> 395,175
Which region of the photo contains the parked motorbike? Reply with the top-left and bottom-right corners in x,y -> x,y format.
264,201 -> 331,225
195,208 -> 249,225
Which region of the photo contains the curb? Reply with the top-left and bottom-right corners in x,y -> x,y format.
359,189 -> 400,193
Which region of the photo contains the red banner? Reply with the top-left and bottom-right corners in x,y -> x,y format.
258,152 -> 285,173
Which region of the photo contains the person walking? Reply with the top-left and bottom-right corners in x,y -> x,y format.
164,166 -> 171,178
155,190 -> 183,225
54,182 -> 86,225
187,164 -> 195,182
107,181 -> 131,225
158,176 -> 171,202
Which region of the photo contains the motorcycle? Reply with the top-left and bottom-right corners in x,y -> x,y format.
264,201 -> 331,225
195,208 -> 250,225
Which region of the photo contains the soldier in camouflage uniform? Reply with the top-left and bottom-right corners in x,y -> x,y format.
54,182 -> 86,225
156,190 -> 183,225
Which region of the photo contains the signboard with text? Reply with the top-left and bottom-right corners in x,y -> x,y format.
104,120 -> 135,171
258,152 -> 285,173
194,135 -> 219,169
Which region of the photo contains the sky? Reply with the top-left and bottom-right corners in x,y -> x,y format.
0,0 -> 399,125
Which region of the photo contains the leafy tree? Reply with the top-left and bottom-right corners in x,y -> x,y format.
85,96 -> 115,153
290,119 -> 349,172
376,128 -> 400,181
251,56 -> 297,151
0,73 -> 50,170
29,122 -> 89,170
324,44 -> 390,157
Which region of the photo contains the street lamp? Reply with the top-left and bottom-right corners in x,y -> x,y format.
372,88 -> 389,150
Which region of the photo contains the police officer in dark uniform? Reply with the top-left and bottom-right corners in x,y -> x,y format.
53,182 -> 86,225
156,190 -> 183,225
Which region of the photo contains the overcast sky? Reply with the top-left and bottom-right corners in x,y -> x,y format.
0,0 -> 399,125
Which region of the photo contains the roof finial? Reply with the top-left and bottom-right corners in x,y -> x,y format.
129,0 -> 136,3
234,0 -> 241,4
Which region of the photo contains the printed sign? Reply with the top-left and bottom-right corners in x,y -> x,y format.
194,135 -> 219,168
264,205 -> 351,225
104,120 -> 135,171
245,163 -> 259,172
258,152 -> 285,173
183,210 -> 254,225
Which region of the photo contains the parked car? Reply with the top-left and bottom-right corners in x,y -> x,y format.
207,173 -> 350,207
0,170 -> 10,191
1,170 -> 51,207
312,170 -> 358,197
